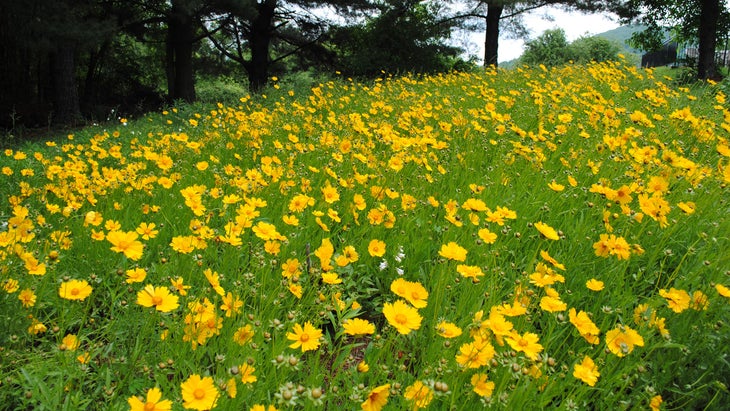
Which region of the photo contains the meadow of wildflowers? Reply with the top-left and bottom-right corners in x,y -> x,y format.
1,59 -> 729,410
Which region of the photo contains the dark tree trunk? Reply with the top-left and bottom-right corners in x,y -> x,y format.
167,0 -> 196,102
697,0 -> 721,80
484,4 -> 503,67
52,42 -> 81,125
165,30 -> 176,101
247,0 -> 276,92
82,41 -> 110,111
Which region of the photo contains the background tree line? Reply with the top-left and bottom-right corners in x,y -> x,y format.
1,0 -> 728,131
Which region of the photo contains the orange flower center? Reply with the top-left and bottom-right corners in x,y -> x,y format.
71,288 -> 80,296
395,313 -> 408,324
194,388 -> 206,399
518,338 -> 528,347
152,296 -> 163,306
300,333 -> 310,342
144,402 -> 156,411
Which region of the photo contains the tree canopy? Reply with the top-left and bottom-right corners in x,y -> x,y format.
1,0 -> 728,131
611,0 -> 730,79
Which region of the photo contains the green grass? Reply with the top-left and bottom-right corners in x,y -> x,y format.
1,60 -> 729,411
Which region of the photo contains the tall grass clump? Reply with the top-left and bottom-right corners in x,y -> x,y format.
1,59 -> 729,410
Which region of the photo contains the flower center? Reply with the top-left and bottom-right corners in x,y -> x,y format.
144,402 -> 156,411
70,288 -> 80,296
395,313 -> 408,324
300,333 -> 310,342
194,388 -> 206,399
152,296 -> 163,306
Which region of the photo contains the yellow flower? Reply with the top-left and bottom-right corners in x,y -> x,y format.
28,318 -> 47,335
367,239 -> 386,257
677,201 -> 695,214
125,268 -> 147,284
287,321 -> 323,352
649,395 -> 663,411
383,300 -> 422,334
716,284 -> 730,298
23,255 -> 46,275
477,228 -> 497,244
548,180 -> 565,191
539,295 -> 567,312
403,380 -> 433,409
170,276 -> 190,295
288,194 -> 315,212
314,238 -> 334,271
127,387 -> 172,411
3,279 -> 20,293
569,308 -> 600,343
136,284 -> 180,312
456,337 -> 495,368
343,318 -> 376,336
470,373 -> 495,397
357,360 -> 369,373
180,374 -> 219,410
361,384 -> 390,411
84,211 -> 103,226
456,264 -> 484,281
59,279 -> 93,301
252,221 -> 285,241
136,222 -> 159,240
534,221 -> 559,240
61,334 -> 80,351
225,377 -> 237,398
505,331 -> 543,360
203,268 -> 225,296
605,326 -> 644,357
106,230 -> 144,260
586,278 -> 604,291
170,235 -> 196,254
240,363 -> 257,384
573,356 -> 600,386
233,325 -> 255,345
220,292 -> 243,317
288,282 -> 303,299
690,290 -> 709,310
321,182 -> 340,203
390,278 -> 428,308
438,241 -> 468,261
321,272 -> 342,284
658,288 -> 691,313
436,321 -> 462,338
77,352 -> 90,364
18,288 -> 36,308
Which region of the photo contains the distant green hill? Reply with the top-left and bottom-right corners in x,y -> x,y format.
499,25 -> 652,68
592,24 -> 647,54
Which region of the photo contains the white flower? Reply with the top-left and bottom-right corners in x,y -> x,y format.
394,246 -> 405,263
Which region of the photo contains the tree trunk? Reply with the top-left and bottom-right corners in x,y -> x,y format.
484,4 -> 503,67
247,0 -> 276,92
697,0 -> 720,80
52,42 -> 81,125
165,30 -> 176,101
82,41 -> 110,111
167,0 -> 196,102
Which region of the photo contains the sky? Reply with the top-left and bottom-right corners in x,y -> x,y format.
458,6 -> 622,63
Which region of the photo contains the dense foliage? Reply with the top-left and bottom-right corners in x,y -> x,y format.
1,60 -> 729,410
521,29 -> 622,66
